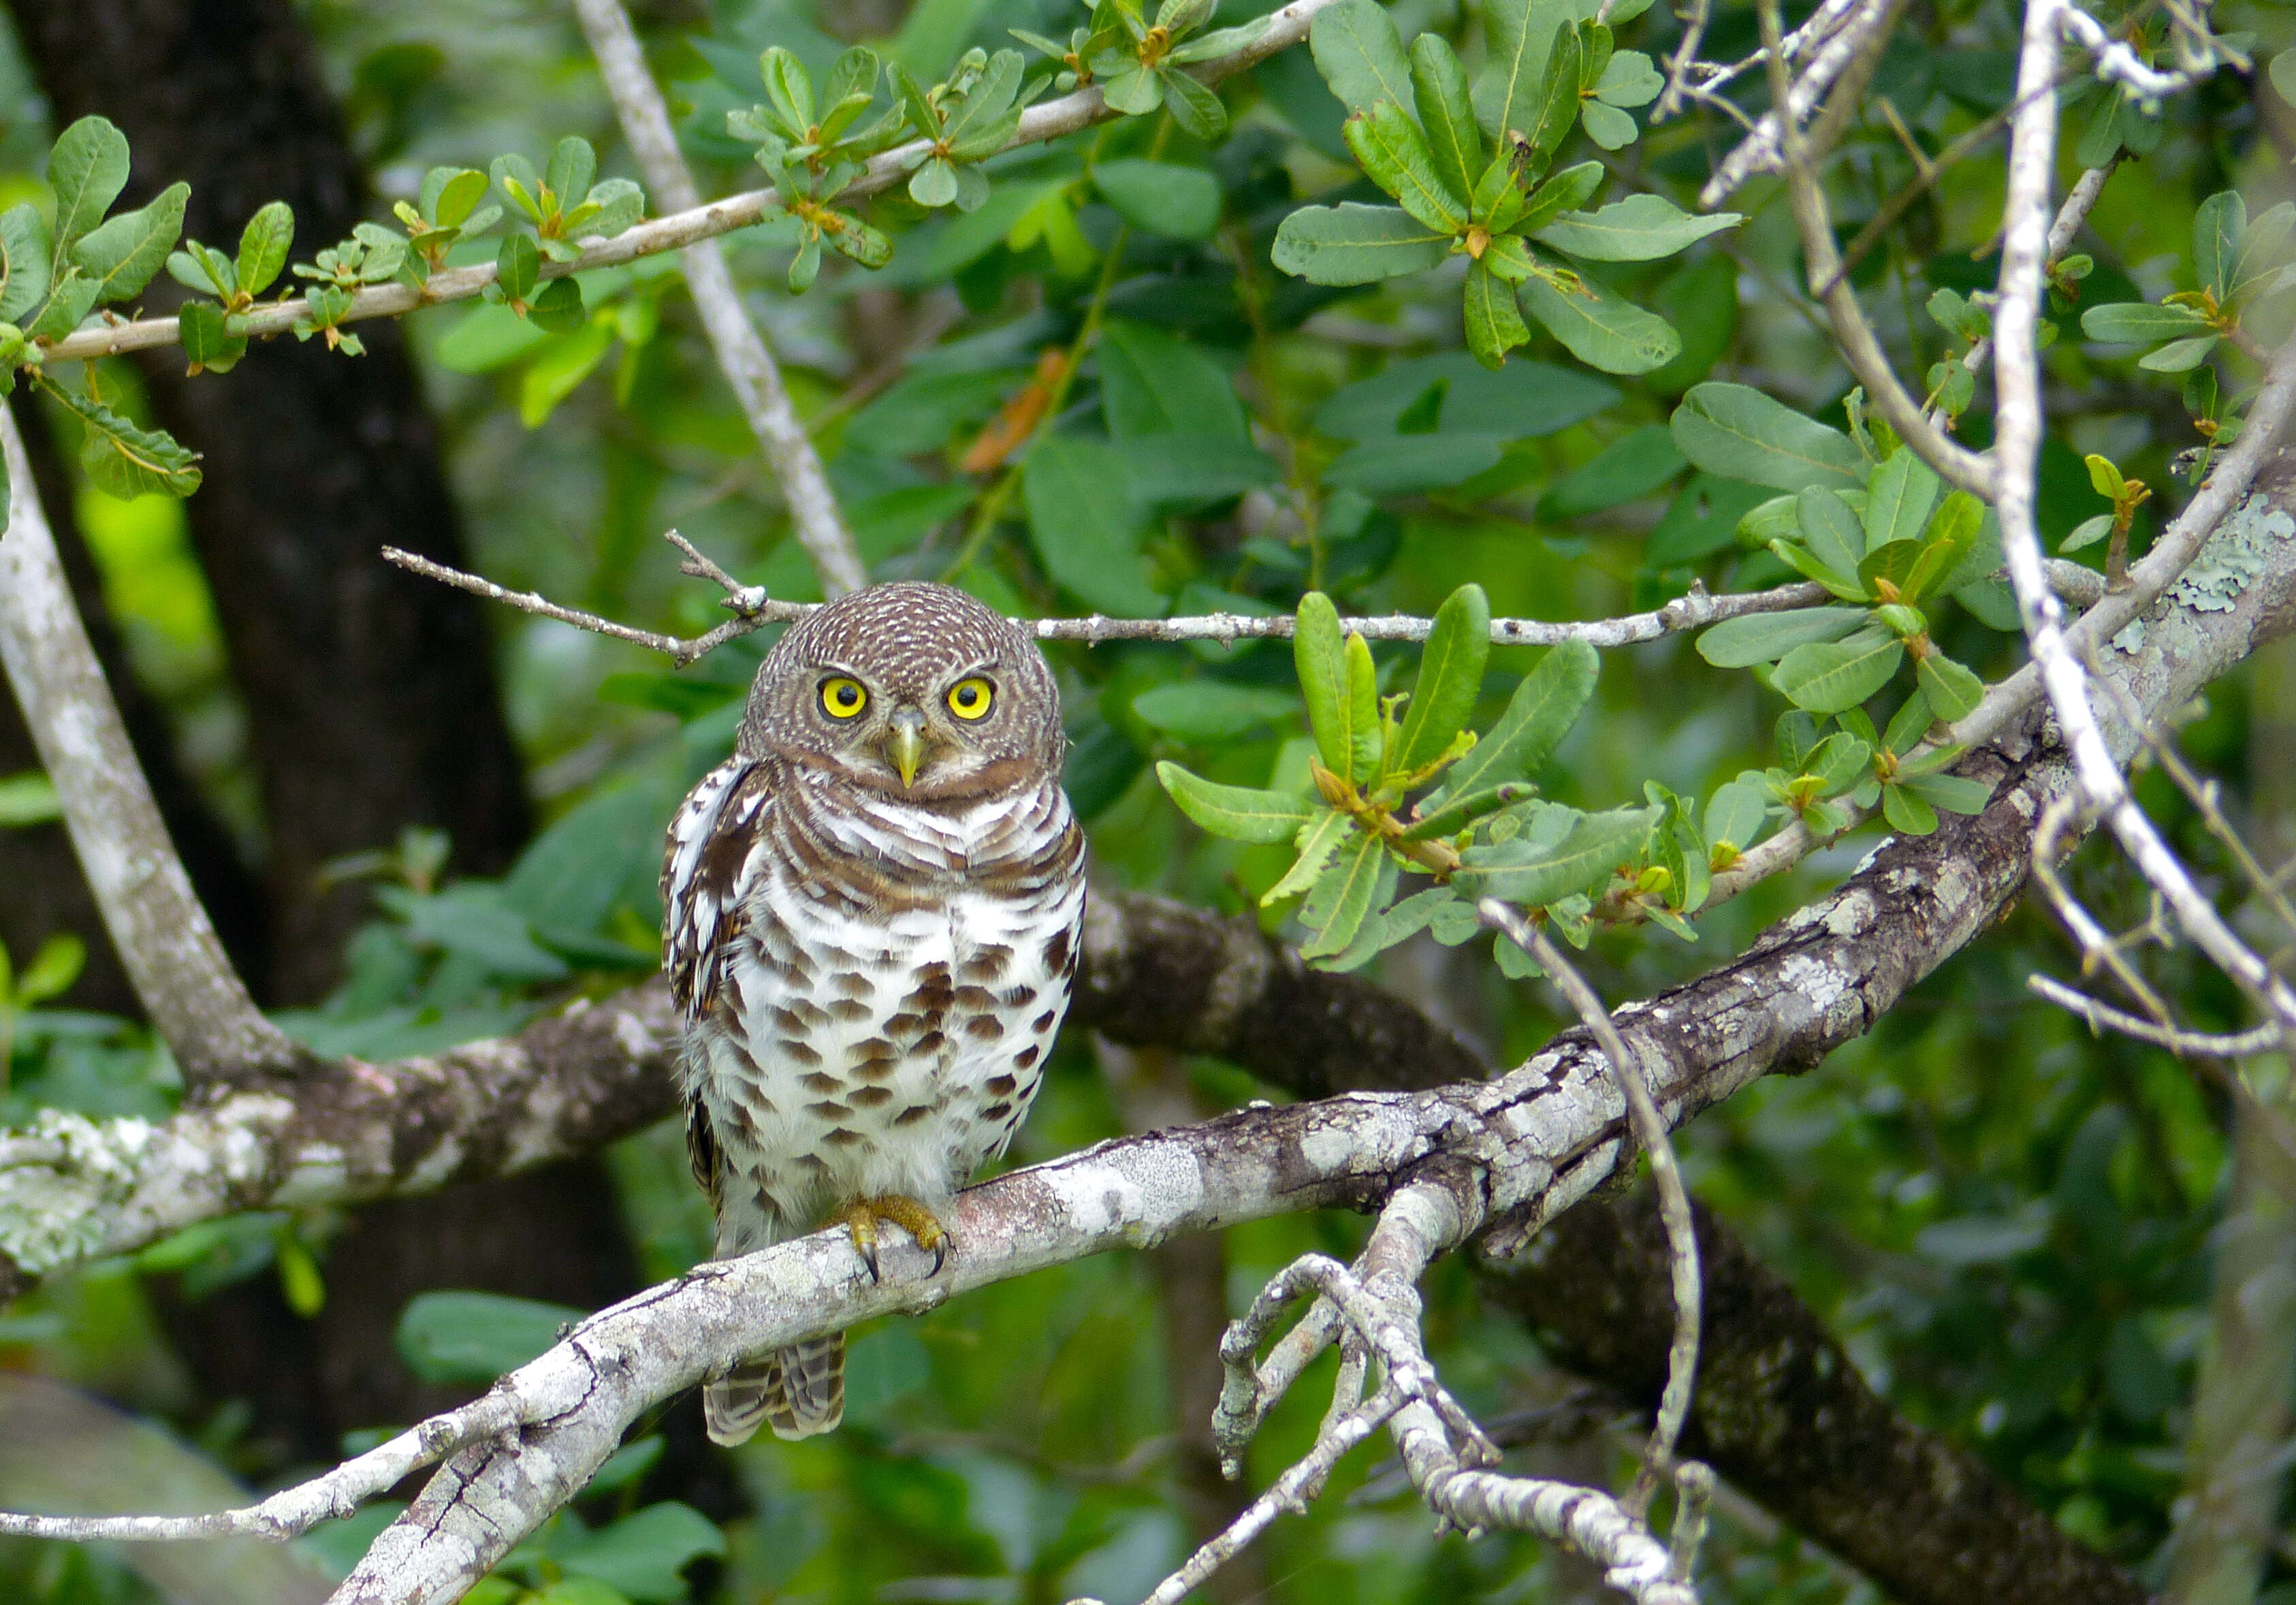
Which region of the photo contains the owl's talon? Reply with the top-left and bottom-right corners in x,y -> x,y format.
833,1194 -> 946,1282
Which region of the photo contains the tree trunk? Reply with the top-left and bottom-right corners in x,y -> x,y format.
12,0 -> 530,1005
0,401 -> 268,1012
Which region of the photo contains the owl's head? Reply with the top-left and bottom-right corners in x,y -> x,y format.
738,582 -> 1063,798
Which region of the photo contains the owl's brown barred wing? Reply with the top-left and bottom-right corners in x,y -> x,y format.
660,756 -> 775,1017
685,1095 -> 723,1213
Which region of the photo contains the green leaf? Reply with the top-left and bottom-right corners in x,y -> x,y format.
424,167 -> 490,229
14,933 -> 84,1006
497,232 -> 539,302
1527,20 -> 1584,155
526,277 -> 586,336
1271,203 -> 1450,285
1535,423 -> 1682,519
1772,626 -> 1903,714
2080,301 -> 2212,344
54,387 -> 202,498
1592,48 -> 1662,106
1672,382 -> 1866,492
1696,605 -> 1864,667
1900,769 -> 1993,814
1916,652 -> 1984,721
0,204 -> 51,324
2060,513 -> 2114,554
1401,780 -> 1535,840
1462,257 -> 1529,368
1474,0 -> 1571,140
558,1504 -> 727,1603
1102,63 -> 1166,115
0,771 -> 59,827
1295,591 -> 1353,781
1100,320 -> 1249,442
761,47 -> 818,136
1094,159 -> 1220,239
1264,810 -> 1356,904
1432,635 -> 1596,800
1578,99 -> 1637,148
1342,631 -> 1380,783
179,300 -> 248,375
46,116 -> 130,264
579,178 -> 646,240
1134,682 -> 1299,742
27,269 -> 99,341
1023,435 -> 1166,616
910,156 -> 961,208
1803,731 -> 1870,793
1881,778 -> 1938,835
1396,584 -> 1491,775
1299,829 -> 1393,959
1458,804 -> 1657,905
2195,189 -> 2242,304
397,1290 -> 581,1384
545,136 -> 598,207
1860,450 -> 1940,554
1532,195 -> 1740,261
2084,452 -> 2126,500
1704,773 -> 1769,852
1321,432 -> 1504,494
518,315 -> 613,425
1161,68 -> 1229,140
1519,272 -> 1680,375
2139,336 -> 2218,372
234,200 -> 295,297
1346,101 -> 1468,232
70,181 -> 188,304
1155,762 -> 1318,842
1410,35 -> 1482,208
1311,0 -> 1415,114
1516,160 -> 1604,232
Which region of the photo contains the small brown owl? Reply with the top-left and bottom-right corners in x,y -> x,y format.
660,582 -> 1085,1445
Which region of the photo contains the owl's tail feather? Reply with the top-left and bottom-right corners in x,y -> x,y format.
705,1333 -> 846,1446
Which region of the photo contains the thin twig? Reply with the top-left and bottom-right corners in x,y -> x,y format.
2028,974 -> 2282,1058
383,539 -> 1843,655
0,403 -> 302,1080
0,1395 -> 519,1542
571,0 -> 865,596
1479,903 -> 1702,1519
1755,0 -> 1996,498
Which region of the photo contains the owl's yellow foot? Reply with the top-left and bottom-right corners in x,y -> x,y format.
833,1194 -> 949,1283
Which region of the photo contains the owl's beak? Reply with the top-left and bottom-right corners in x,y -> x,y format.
884,708 -> 928,788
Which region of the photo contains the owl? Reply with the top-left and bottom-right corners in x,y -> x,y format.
660,582 -> 1086,1445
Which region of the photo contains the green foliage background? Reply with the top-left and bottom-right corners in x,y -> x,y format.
0,0 -> 2293,1598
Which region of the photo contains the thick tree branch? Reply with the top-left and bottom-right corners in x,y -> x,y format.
571,0 -> 866,596
0,401 -> 302,1081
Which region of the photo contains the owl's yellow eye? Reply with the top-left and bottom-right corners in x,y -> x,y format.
820,677 -> 868,719
946,677 -> 994,720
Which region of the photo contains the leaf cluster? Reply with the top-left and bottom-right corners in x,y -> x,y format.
1158,586 -> 1668,971
1271,0 -> 1725,372
2080,191 -> 2295,374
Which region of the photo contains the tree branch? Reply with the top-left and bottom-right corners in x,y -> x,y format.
571,0 -> 867,597
0,400 -> 302,1081
35,0 -> 1354,369
381,539 -> 1838,654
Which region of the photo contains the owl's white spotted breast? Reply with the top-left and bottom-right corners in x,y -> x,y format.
667,754 -> 1085,1251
